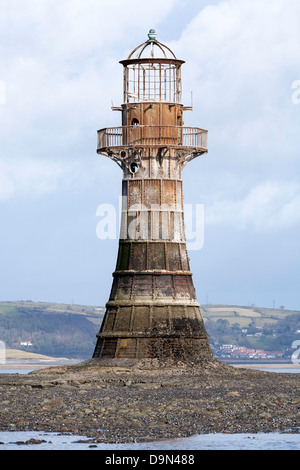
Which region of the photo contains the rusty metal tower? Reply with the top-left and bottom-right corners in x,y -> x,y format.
92,30 -> 213,363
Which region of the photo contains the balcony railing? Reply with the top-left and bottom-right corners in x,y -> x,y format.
97,126 -> 207,152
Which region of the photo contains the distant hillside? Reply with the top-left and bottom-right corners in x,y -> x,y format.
202,304 -> 300,357
0,301 -> 299,361
0,301 -> 104,359
0,301 -> 104,323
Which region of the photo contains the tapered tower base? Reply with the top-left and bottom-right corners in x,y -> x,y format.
92,335 -> 213,364
92,295 -> 213,364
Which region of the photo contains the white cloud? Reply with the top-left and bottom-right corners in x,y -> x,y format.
205,180 -> 300,232
0,158 -> 96,202
0,0 -> 177,60
0,159 -> 64,201
1,0 -> 300,215
0,0 -> 178,153
175,0 -> 300,89
171,0 -> 300,161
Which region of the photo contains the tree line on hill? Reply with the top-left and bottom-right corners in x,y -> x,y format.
0,308 -> 100,358
205,313 -> 300,354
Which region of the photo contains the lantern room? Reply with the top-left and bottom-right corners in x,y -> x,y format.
120,29 -> 184,104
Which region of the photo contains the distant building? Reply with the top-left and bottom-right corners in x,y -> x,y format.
217,344 -> 284,360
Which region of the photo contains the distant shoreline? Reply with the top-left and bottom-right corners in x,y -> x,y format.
0,359 -> 80,370
0,360 -> 299,371
231,363 -> 300,369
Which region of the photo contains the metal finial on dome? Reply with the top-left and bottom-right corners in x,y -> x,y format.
124,30 -> 179,61
147,29 -> 157,41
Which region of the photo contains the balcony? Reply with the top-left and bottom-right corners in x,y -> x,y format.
97,125 -> 208,155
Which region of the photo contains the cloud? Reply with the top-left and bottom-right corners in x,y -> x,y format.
168,0 -> 300,238
205,180 -> 300,232
0,157 -> 97,202
0,0 -> 178,155
0,159 -> 65,201
171,0 -> 300,162
0,0 -> 177,60
1,0 -> 299,217
0,1 -> 182,209
174,0 -> 300,92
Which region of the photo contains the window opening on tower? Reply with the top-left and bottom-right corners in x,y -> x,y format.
130,162 -> 139,173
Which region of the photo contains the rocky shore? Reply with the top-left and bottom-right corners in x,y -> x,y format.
0,359 -> 299,444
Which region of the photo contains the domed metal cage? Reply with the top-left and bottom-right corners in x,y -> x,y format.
120,29 -> 184,104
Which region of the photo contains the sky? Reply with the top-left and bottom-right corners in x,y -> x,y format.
0,0 -> 300,310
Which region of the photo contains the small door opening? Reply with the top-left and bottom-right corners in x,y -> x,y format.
131,118 -> 139,126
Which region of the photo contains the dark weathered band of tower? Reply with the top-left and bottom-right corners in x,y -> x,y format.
93,30 -> 213,363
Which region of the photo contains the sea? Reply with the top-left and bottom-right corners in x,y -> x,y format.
0,367 -> 299,451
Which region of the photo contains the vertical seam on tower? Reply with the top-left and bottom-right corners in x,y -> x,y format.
130,273 -> 134,299
164,242 -> 169,271
150,304 -> 153,330
112,307 -> 118,332
152,275 -> 155,300
129,242 -> 133,270
167,305 -> 172,331
172,273 -> 176,300
178,243 -> 183,271
146,240 -> 149,271
129,305 -> 134,332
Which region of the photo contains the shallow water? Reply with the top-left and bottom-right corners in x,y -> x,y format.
0,367 -> 300,375
259,368 -> 300,373
0,431 -> 299,450
0,369 -> 35,374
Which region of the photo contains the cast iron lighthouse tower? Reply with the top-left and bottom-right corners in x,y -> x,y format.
93,30 -> 213,363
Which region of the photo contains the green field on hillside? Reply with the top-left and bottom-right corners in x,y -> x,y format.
201,304 -> 299,328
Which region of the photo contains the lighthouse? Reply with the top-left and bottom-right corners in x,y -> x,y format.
92,30 -> 213,364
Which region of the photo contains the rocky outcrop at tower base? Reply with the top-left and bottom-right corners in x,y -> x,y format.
1,359 -> 299,443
